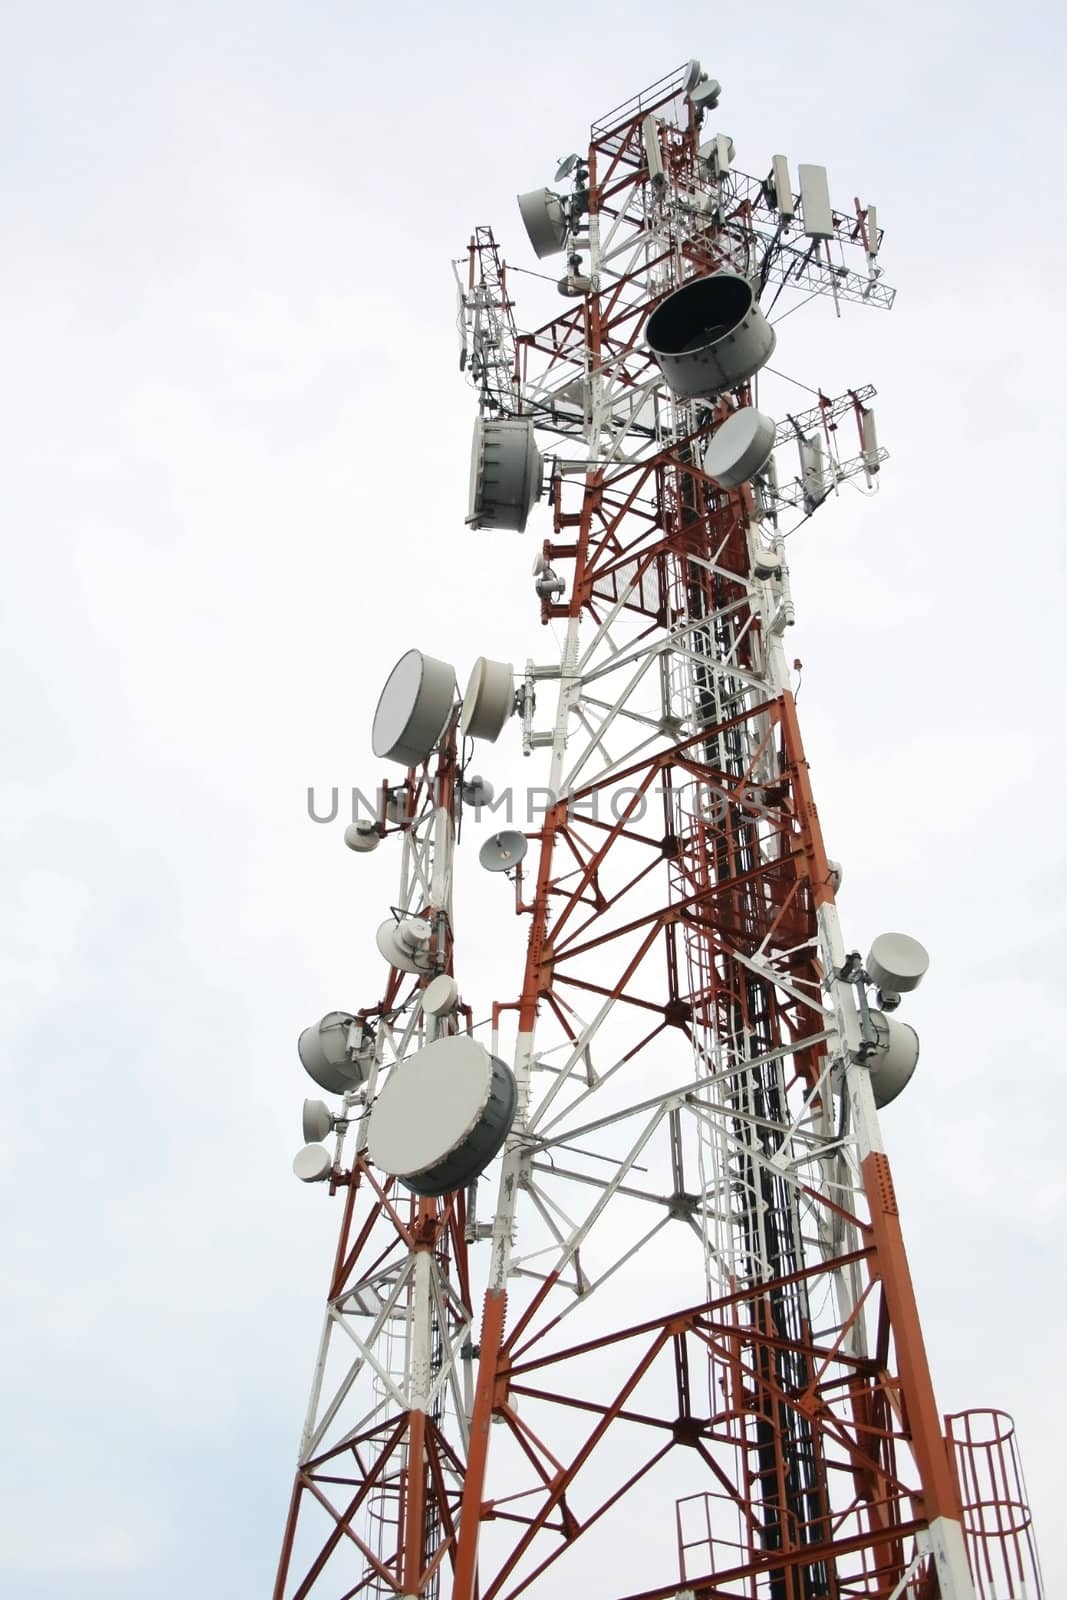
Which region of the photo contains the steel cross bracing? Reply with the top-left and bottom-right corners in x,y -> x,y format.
271,60 -> 1026,1600
457,89 -> 891,537
275,732 -> 483,1600
448,65 -> 976,1600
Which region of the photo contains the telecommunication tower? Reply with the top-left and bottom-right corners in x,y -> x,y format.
274,61 -> 1043,1600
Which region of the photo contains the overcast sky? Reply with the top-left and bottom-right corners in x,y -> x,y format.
2,1 -> 1064,1594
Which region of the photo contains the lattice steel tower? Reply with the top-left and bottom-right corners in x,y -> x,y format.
275,60 -> 1042,1600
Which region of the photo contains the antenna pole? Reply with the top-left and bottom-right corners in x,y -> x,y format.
275,725 -> 472,1600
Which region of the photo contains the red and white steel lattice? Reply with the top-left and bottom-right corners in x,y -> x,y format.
274,61 -> 1042,1600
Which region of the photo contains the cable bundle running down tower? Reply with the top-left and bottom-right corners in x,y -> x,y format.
275,60 -> 1043,1600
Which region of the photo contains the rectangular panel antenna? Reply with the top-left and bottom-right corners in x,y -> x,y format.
699,133 -> 733,177
721,133 -> 735,171
799,433 -> 830,512
798,164 -> 834,239
861,407 -> 880,476
866,203 -> 880,257
642,115 -> 665,187
771,154 -> 795,220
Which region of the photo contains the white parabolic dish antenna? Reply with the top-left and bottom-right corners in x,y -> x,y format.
293,1144 -> 333,1183
343,819 -> 380,853
367,1035 -> 517,1197
460,773 -> 494,807
376,916 -> 433,974
703,406 -> 776,488
479,831 -> 528,872
468,417 -> 542,533
372,649 -> 456,768
460,657 -> 514,742
298,1011 -> 366,1094
645,272 -> 775,398
516,188 -> 567,258
867,932 -> 929,994
422,973 -> 459,1018
302,1099 -> 333,1142
866,1010 -> 920,1108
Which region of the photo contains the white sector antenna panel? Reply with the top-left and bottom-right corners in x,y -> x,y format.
799,434 -> 829,512
770,154 -> 795,220
642,114 -> 665,184
798,163 -> 833,240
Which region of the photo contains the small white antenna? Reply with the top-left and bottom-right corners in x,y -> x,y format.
302,1100 -> 333,1142
703,407 -> 776,489
297,1012 -> 369,1094
344,820 -> 380,853
478,831 -> 528,873
460,658 -> 515,743
292,1145 -> 332,1183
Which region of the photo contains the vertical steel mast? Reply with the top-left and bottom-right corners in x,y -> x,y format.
276,729 -> 480,1600
275,58 -> 1042,1600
